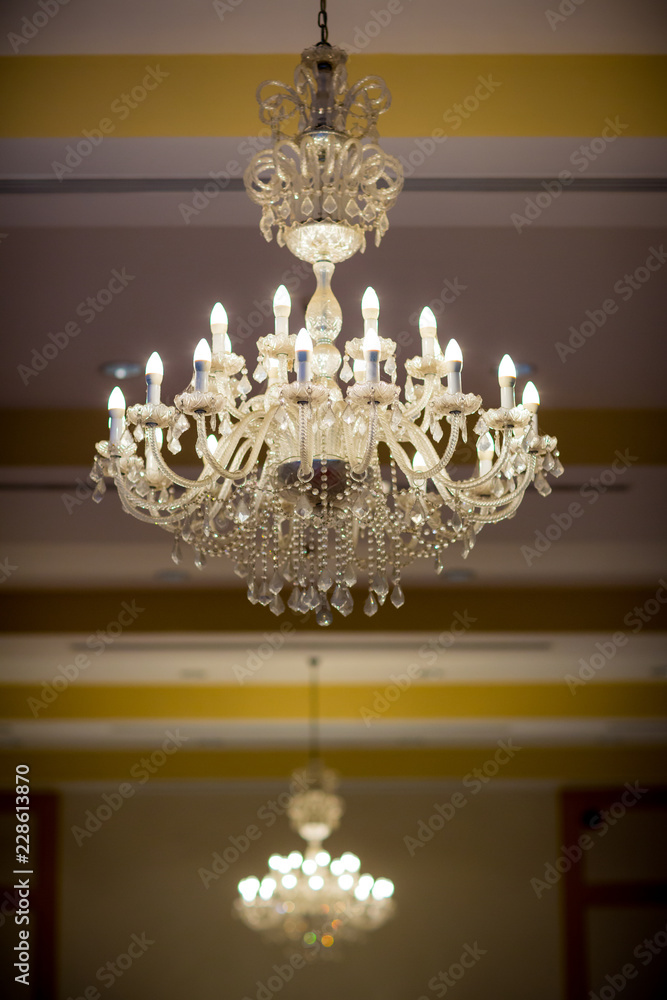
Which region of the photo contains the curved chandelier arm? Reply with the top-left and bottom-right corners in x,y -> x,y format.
467,456 -> 538,513
297,402 -> 314,480
195,407 -> 280,481
350,401 -> 378,476
402,373 -> 437,421
144,425 -> 218,490
112,464 -> 207,526
379,414 -> 459,486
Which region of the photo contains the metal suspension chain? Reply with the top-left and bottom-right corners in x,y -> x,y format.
318,0 -> 329,44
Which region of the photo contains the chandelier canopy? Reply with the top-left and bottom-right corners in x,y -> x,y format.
92,3 -> 562,625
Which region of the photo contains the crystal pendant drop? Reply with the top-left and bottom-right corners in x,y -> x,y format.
238,374 -> 252,395
235,498 -> 251,523
318,568 -> 334,592
305,583 -> 320,610
342,404 -> 355,424
253,362 -> 267,383
269,593 -> 285,616
331,584 -> 351,611
321,407 -> 335,429
534,472 -> 552,496
301,194 -> 314,216
322,193 -> 337,214
364,592 -> 378,616
552,455 -> 564,477
288,587 -> 302,612
269,570 -> 283,594
316,598 -> 333,626
247,580 -> 259,605
373,575 -> 389,600
194,549 -> 207,570
343,563 -> 357,587
345,198 -> 359,218
390,584 -> 405,607
92,479 -> 106,503
340,360 -> 353,383
171,536 -> 183,565
295,497 -> 313,519
257,581 -> 272,606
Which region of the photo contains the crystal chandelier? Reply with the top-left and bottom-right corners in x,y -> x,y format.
92,1 -> 563,624
234,661 -> 395,953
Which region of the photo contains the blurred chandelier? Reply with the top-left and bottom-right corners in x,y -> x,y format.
235,660 -> 395,952
92,0 -> 562,624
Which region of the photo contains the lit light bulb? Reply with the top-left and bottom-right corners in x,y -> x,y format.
206,434 -> 218,454
444,339 -> 463,365
372,878 -> 394,899
419,307 -> 437,356
354,883 -> 371,901
154,427 -> 163,448
259,877 -> 276,900
145,351 -> 163,378
522,380 -> 540,411
412,451 -> 428,472
341,852 -> 361,872
338,873 -> 354,890
358,874 -> 374,890
476,432 -> 495,461
302,858 -> 317,876
238,877 -> 260,901
287,852 -> 303,869
498,354 -> 517,408
330,858 -> 345,876
281,874 -> 297,889
108,386 -> 126,411
295,327 -> 313,383
273,284 -> 291,317
498,354 -> 516,380
315,851 -> 331,867
308,875 -> 324,891
361,286 -> 380,320
210,302 -> 228,335
363,325 -> 381,383
193,339 -> 212,392
353,358 -> 366,382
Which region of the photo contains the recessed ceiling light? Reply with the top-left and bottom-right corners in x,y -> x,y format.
100,361 -> 143,380
441,568 -> 475,583
155,569 -> 190,583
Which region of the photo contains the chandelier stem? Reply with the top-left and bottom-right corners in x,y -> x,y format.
308,656 -> 321,766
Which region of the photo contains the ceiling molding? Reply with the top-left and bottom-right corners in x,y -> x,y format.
3,745 -> 666,784
1,55 -> 665,139
1,587 -> 665,633
3,177 -> 667,195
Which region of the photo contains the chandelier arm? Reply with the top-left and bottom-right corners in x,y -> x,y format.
402,373 -> 437,420
113,476 -> 205,525
350,401 -> 378,475
411,417 -> 461,482
464,456 -> 538,512
297,402 -> 314,480
439,431 -> 515,491
144,425 -> 219,489
195,409 -> 279,481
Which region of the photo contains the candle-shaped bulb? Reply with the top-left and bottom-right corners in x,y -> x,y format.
206,433 -> 218,453
145,352 -> 163,379
145,351 -> 163,404
363,324 -> 381,383
193,339 -> 212,392
522,380 -> 540,410
363,325 -> 381,354
419,306 -> 437,337
498,354 -> 516,381
194,339 -> 212,365
295,327 -> 312,383
498,354 -> 516,409
361,286 -> 380,320
353,358 -> 366,381
107,386 -> 126,446
108,386 -> 126,411
209,302 -> 228,335
273,284 -> 291,317
444,339 -> 463,366
477,431 -> 495,460
412,450 -> 428,472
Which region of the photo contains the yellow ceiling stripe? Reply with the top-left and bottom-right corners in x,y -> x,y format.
0,54 -> 665,138
2,683 -> 665,720
3,746 -> 666,784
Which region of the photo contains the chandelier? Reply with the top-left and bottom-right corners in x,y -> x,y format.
91,1 -> 563,624
234,661 -> 395,953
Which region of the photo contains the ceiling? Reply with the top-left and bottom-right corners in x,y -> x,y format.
0,0 -> 665,780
